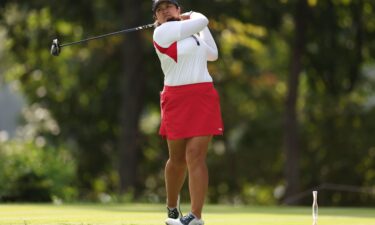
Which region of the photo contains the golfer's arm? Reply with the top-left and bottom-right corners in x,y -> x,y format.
154,12 -> 212,49
200,27 -> 218,61
153,13 -> 208,47
179,12 -> 208,40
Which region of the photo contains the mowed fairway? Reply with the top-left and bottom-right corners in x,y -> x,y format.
0,204 -> 374,225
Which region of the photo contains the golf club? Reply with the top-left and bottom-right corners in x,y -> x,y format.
50,23 -> 155,56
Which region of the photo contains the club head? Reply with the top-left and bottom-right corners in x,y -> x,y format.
50,39 -> 61,56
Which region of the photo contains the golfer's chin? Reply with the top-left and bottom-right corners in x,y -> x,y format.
166,17 -> 181,22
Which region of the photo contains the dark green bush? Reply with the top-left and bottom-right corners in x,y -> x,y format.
0,141 -> 77,202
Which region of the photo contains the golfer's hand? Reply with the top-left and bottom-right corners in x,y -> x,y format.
180,11 -> 193,20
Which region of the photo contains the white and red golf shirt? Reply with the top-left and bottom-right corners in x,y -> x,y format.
153,12 -> 218,86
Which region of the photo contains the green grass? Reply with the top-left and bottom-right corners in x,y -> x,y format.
0,203 -> 374,225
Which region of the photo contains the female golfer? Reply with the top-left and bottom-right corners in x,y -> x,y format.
152,0 -> 223,224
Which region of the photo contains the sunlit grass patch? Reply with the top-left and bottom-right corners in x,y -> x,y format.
0,204 -> 374,225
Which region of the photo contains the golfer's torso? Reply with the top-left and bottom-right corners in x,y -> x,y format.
155,35 -> 213,86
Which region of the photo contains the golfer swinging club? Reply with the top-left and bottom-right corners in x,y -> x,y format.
152,0 -> 224,224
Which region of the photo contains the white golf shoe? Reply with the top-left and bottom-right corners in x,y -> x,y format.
165,212 -> 204,225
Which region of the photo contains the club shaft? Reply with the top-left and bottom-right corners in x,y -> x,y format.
59,23 -> 154,47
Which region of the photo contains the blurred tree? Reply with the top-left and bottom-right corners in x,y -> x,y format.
118,0 -> 147,194
0,0 -> 125,197
297,0 -> 375,206
283,0 -> 309,205
1,0 -> 375,206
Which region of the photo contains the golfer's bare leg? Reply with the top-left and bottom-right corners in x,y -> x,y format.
186,136 -> 211,219
166,139 -> 187,208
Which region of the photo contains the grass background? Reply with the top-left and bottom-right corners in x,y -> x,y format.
0,204 -> 374,225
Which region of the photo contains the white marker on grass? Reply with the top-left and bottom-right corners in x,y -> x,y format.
312,191 -> 318,225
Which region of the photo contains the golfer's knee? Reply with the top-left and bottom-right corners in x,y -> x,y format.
186,147 -> 205,167
168,157 -> 186,168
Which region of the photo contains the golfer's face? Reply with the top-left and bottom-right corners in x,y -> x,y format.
155,2 -> 180,24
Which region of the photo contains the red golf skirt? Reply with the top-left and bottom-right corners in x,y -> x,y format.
159,82 -> 224,140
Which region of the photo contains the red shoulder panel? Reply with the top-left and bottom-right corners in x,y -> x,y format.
153,41 -> 178,63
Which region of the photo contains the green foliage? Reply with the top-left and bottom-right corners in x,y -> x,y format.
1,2 -> 127,193
299,74 -> 375,206
0,141 -> 77,202
1,0 -> 375,206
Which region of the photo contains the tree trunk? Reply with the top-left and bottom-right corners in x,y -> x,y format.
283,0 -> 308,205
118,0 -> 146,194
347,0 -> 363,92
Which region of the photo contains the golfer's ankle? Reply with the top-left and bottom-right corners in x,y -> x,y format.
191,211 -> 201,219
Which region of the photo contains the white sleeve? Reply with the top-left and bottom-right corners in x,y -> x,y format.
200,27 -> 218,61
153,12 -> 208,47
